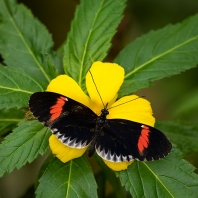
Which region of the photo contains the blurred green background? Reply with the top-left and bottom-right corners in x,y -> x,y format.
1,0 -> 198,197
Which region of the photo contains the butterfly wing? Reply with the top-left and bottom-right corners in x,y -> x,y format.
95,119 -> 172,162
29,92 -> 97,148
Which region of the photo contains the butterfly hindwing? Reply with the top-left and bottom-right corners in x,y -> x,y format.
29,92 -> 97,148
29,92 -> 171,162
95,119 -> 172,162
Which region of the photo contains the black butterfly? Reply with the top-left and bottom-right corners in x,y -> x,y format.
29,91 -> 172,163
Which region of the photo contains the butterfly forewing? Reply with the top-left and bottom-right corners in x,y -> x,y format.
29,92 -> 172,163
29,92 -> 97,148
95,119 -> 172,162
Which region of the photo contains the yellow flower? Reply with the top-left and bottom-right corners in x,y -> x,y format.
47,61 -> 155,171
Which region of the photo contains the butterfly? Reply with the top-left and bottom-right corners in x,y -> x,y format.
29,91 -> 172,163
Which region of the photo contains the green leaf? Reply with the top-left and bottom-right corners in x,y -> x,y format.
115,14 -> 198,96
171,88 -> 198,120
36,157 -> 98,198
64,0 -> 126,90
156,121 -> 198,155
0,108 -> 25,136
0,66 -> 43,109
0,120 -> 50,177
0,0 -> 60,87
116,147 -> 198,198
93,154 -> 126,198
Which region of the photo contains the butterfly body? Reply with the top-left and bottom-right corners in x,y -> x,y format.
87,107 -> 109,157
29,92 -> 172,163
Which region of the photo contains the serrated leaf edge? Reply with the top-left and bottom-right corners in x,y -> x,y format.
0,126 -> 48,172
124,34 -> 198,79
1,0 -> 51,83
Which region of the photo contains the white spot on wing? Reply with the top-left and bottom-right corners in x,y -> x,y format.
128,155 -> 133,161
51,128 -> 58,133
95,146 -> 134,162
110,153 -> 115,161
56,132 -> 62,138
116,154 -> 121,162
122,155 -> 127,161
54,132 -> 88,149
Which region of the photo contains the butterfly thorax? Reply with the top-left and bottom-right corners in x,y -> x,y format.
96,108 -> 109,126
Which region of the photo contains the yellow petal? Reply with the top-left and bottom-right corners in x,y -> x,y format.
103,159 -> 134,171
47,75 -> 91,109
86,61 -> 124,114
108,95 -> 155,127
49,135 -> 88,163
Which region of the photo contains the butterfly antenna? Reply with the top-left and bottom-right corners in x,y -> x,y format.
108,96 -> 145,110
88,70 -> 105,108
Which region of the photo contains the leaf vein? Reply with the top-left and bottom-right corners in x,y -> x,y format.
66,160 -> 72,198
1,0 -> 51,82
143,162 -> 174,198
125,35 -> 198,79
78,0 -> 106,86
0,85 -> 33,94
